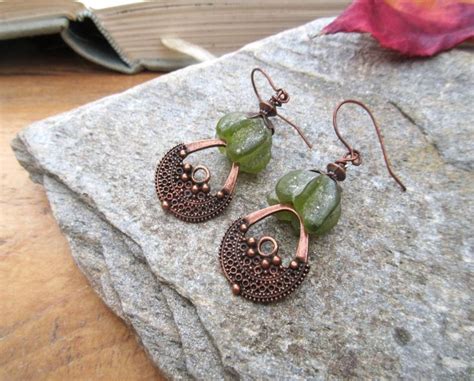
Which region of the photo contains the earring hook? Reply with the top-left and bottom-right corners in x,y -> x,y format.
250,68 -> 312,149
251,68 -> 288,106
328,99 -> 406,191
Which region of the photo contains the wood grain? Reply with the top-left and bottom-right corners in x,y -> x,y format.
0,36 -> 164,381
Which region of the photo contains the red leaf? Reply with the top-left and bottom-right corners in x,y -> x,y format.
323,0 -> 474,56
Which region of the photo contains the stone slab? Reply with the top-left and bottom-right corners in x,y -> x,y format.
13,17 -> 474,379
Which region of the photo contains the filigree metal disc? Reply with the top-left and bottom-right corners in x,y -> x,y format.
219,205 -> 310,303
155,140 -> 239,223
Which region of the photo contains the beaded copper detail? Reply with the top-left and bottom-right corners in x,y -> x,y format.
155,139 -> 239,223
219,204 -> 310,303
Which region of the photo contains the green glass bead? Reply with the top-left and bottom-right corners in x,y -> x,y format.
233,136 -> 271,173
215,113 -> 272,173
268,171 -> 342,236
225,118 -> 272,174
293,174 -> 341,235
226,118 -> 269,160
216,112 -> 249,143
313,201 -> 341,236
267,190 -> 295,222
267,189 -> 279,205
275,169 -> 319,204
216,112 -> 249,155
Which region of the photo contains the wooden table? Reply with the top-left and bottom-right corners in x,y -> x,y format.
0,36 -> 164,380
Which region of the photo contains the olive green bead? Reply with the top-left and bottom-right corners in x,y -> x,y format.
293,174 -> 341,235
267,189 -> 279,206
236,142 -> 272,174
216,112 -> 249,155
275,169 -> 319,204
226,118 -> 269,160
268,171 -> 342,236
267,190 -> 295,222
218,115 -> 272,174
313,201 -> 341,236
216,112 -> 249,143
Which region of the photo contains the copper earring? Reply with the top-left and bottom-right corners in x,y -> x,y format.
219,100 -> 406,303
155,68 -> 312,222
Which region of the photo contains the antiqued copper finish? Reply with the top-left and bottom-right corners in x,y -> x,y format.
246,237 -> 257,246
239,223 -> 248,232
219,203 -> 310,303
290,260 -> 299,270
272,255 -> 282,266
155,139 -> 240,222
155,68 -> 314,222
261,259 -> 271,269
232,283 -> 241,295
326,99 -> 406,191
191,165 -> 211,184
247,248 -> 256,257
257,236 -> 278,257
250,68 -> 313,149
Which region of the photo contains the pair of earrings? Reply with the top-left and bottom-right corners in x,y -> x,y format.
155,68 -> 406,303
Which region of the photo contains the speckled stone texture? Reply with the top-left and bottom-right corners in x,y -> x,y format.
13,17 -> 473,380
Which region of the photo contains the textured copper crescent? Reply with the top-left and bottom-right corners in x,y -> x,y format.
155,139 -> 239,222
219,204 -> 310,303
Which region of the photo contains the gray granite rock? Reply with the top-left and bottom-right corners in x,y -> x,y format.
43,176 -> 190,380
41,177 -> 126,320
43,175 -> 232,380
43,175 -> 230,380
13,17 -> 474,380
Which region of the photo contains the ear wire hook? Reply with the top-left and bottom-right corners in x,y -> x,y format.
250,68 -> 313,149
328,99 -> 406,191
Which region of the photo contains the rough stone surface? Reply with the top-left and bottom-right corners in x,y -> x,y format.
43,176 -> 226,380
13,17 -> 474,380
43,177 -> 189,380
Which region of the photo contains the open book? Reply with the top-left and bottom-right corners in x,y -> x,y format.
0,0 -> 348,73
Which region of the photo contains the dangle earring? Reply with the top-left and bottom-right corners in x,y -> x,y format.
155,68 -> 312,222
219,100 -> 406,303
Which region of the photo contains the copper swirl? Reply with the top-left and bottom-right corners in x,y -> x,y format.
219,204 -> 310,303
155,139 -> 239,222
